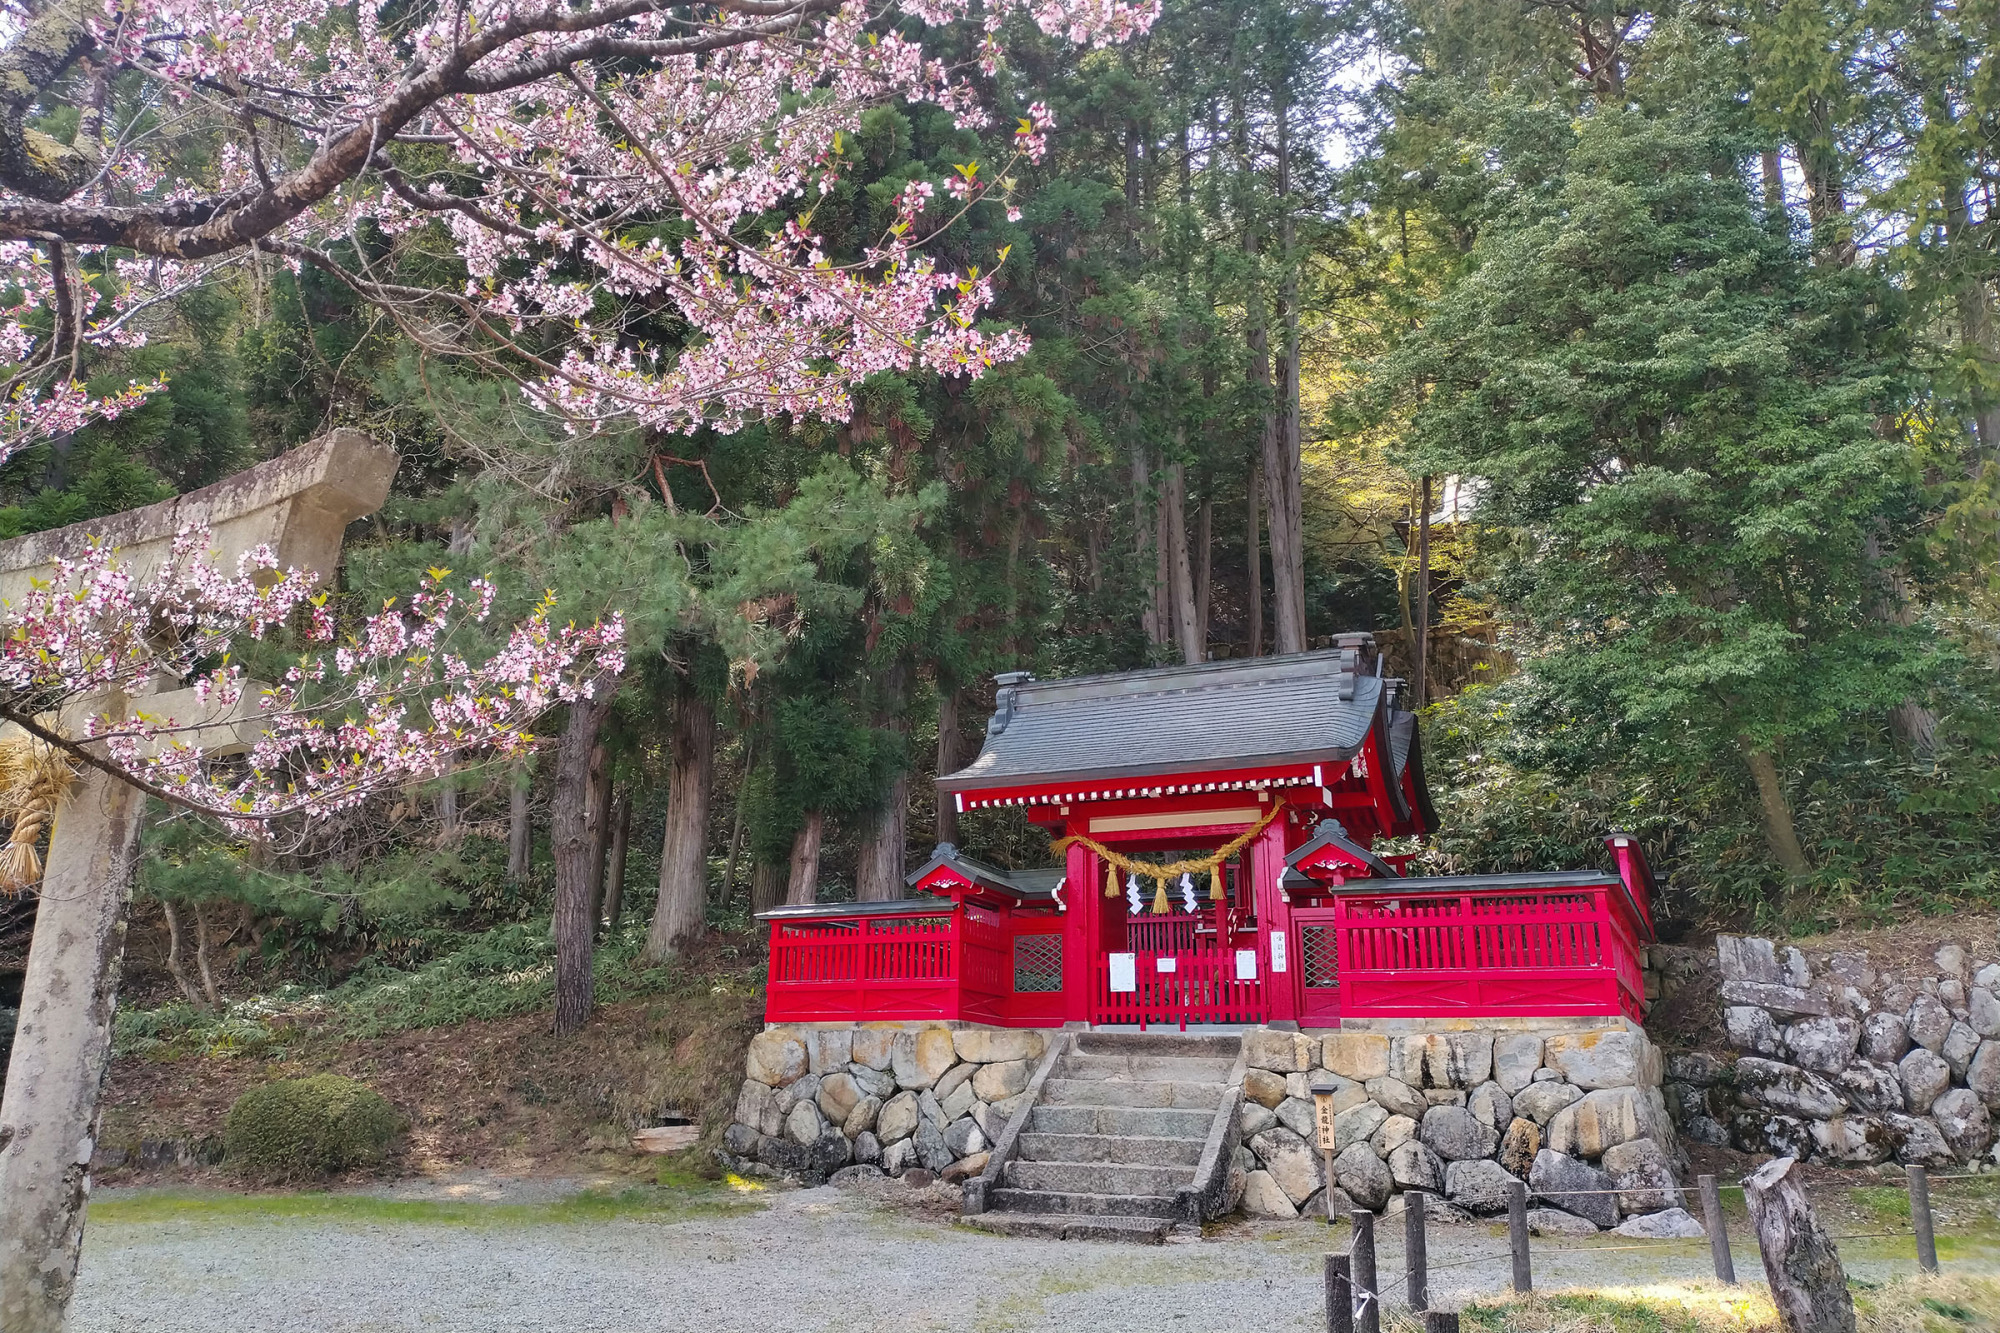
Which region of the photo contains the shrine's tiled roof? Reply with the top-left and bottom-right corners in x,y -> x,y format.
939,644 -> 1388,793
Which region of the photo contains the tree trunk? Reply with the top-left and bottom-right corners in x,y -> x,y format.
856,663 -> 910,902
1164,461 -> 1202,665
786,811 -> 825,905
718,747 -> 748,912
603,791 -> 631,930
1195,497 -> 1212,653
1267,87 -> 1308,656
191,900 -> 221,1009
750,859 -> 786,917
1741,739 -> 1810,876
0,765 -> 147,1333
936,689 -> 961,847
437,770 -> 458,843
1414,475 -> 1432,705
1760,149 -> 1784,217
645,692 -> 717,963
1246,458 -> 1264,658
584,747 -> 611,931
1743,1156 -> 1856,1333
552,690 -> 613,1036
160,900 -> 202,1009
1132,447 -> 1165,647
507,770 -> 530,882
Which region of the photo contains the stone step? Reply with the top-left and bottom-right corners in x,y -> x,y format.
1027,1105 -> 1217,1138
1004,1159 -> 1192,1197
1073,1032 -> 1242,1061
958,1211 -> 1175,1244
1040,1078 -> 1226,1109
1016,1132 -> 1205,1167
988,1186 -> 1181,1220
1060,1054 -> 1238,1084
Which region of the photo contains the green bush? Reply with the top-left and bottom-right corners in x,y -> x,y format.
223,1075 -> 402,1182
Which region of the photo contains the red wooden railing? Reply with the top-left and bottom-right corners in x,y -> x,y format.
1304,878 -> 1647,1022
765,905 -> 1068,1026
1089,948 -> 1268,1029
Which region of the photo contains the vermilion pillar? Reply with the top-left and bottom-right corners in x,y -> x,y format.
1062,842 -> 1095,1023
1252,817 -> 1298,1024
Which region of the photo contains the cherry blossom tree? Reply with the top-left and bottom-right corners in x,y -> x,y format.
0,0 -> 1158,451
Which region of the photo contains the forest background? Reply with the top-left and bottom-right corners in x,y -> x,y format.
4,0 -> 1998,1049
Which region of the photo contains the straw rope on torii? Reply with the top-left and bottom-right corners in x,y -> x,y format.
1049,801 -> 1287,915
0,737 -> 74,894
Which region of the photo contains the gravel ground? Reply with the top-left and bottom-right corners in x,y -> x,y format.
70,1178 -> 1998,1333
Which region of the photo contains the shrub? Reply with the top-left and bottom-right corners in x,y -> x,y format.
223,1075 -> 402,1182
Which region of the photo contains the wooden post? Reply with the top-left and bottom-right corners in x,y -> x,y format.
1324,1151 -> 1338,1223
1326,1253 -> 1351,1333
1424,1315 -> 1459,1333
1699,1174 -> 1736,1284
1405,1189 -> 1428,1312
1508,1180 -> 1532,1294
1350,1210 -> 1379,1333
1743,1157 -> 1857,1333
1908,1164 -> 1938,1275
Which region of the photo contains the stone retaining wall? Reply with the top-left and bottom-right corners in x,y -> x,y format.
1235,1022 -> 1693,1236
722,1023 -> 1050,1186
1669,935 -> 2000,1168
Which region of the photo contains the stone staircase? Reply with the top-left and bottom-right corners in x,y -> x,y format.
960,1031 -> 1241,1243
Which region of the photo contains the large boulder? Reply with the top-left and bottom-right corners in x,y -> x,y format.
1323,1033 -> 1391,1082
722,1122 -> 763,1159
1388,1036 -> 1430,1088
1888,1114 -> 1955,1168
772,1073 -> 820,1118
734,1079 -> 774,1135
972,1059 -> 1031,1102
1665,1052 -> 1726,1087
817,1071 -> 863,1124
892,1028 -> 958,1090
850,1027 -> 897,1071
1251,1127 -> 1325,1207
1931,1088 -> 1993,1162
939,1076 -> 978,1125
1969,1040 -> 2000,1107
1243,1069 -> 1288,1109
1469,1082 -> 1513,1133
1544,1030 -> 1643,1090
848,1063 -> 897,1100
1514,1081 -> 1584,1126
913,1118 -> 953,1173
934,1061 -> 977,1102
1907,995 -> 1953,1053
953,1029 -> 1044,1064
1242,1169 -> 1299,1218
1784,1016 -> 1860,1075
1389,1140 -> 1445,1193
876,1090 -> 920,1144
1424,1033 -> 1495,1089
1274,1096 -> 1317,1142
1444,1158 -> 1518,1215
1529,1149 -> 1618,1229
1725,1006 -> 1785,1058
1331,1141 -> 1392,1211
808,1128 -> 852,1178
1835,1060 -> 1905,1114
1614,1208 -> 1705,1239
808,1029 -> 853,1075
1811,1115 -> 1895,1165
1420,1105 -> 1499,1161
1371,1114 -> 1419,1158
1240,1101 -> 1277,1138
759,1134 -> 810,1173
1548,1087 -> 1652,1159
1498,1118 -> 1541,1178
1600,1138 -> 1676,1215
1334,1101 -> 1389,1154
1245,1028 -> 1313,1073
1366,1077 -> 1427,1121
1944,1022 -> 1983,1082
746,1030 -> 809,1087
1717,935 -> 1780,982
1494,1035 -> 1545,1094
786,1100 -> 826,1146
1527,1208 -> 1599,1236
1733,1057 -> 1845,1119
942,1116 -> 986,1159
1898,1048 -> 1953,1115
1862,1012 -> 1911,1064
1731,1112 -> 1814,1160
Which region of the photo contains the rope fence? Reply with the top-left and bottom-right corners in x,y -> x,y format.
1319,1161 -> 1996,1328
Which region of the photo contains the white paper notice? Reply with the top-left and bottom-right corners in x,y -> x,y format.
1269,930 -> 1288,974
1236,949 -> 1258,981
1109,952 -> 1137,992
1156,956 -> 1177,974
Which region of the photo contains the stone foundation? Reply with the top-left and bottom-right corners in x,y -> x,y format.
722,1022 -> 1053,1186
1235,1020 -> 1689,1235
1674,935 -> 2000,1168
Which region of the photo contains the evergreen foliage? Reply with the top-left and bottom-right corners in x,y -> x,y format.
222,1075 -> 402,1182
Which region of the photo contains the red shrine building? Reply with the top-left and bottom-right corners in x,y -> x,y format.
760,635 -> 1657,1031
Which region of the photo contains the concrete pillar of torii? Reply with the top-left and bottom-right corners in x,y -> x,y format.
0,430 -> 396,1332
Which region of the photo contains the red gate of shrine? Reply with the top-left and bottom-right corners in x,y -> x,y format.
759,639 -> 1656,1030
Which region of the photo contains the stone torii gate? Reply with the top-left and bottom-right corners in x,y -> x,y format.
0,430 -> 397,1332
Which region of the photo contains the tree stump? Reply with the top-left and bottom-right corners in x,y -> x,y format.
1743,1156 -> 1855,1333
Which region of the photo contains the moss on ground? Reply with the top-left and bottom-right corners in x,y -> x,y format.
1457,1274 -> 2000,1333
87,1182 -> 762,1229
